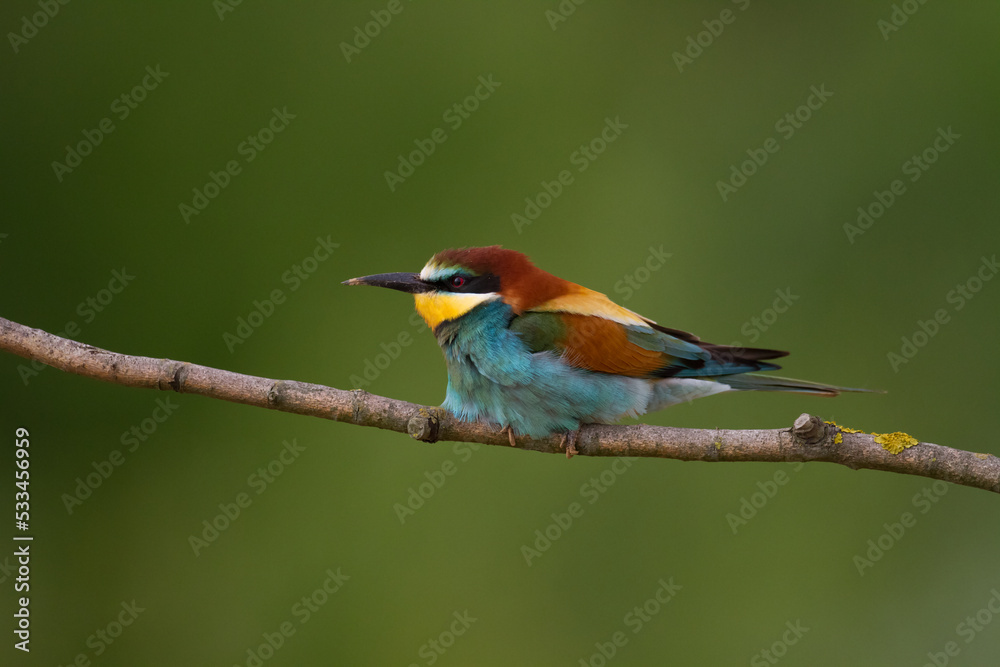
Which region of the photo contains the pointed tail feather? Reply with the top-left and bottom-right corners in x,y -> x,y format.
721,373 -> 882,397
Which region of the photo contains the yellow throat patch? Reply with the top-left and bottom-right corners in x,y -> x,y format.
413,292 -> 497,330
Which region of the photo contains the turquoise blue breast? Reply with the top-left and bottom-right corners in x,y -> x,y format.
433,300 -> 652,438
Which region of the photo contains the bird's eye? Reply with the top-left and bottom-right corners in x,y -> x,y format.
449,276 -> 466,289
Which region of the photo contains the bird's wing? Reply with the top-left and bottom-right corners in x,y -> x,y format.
511,287 -> 788,378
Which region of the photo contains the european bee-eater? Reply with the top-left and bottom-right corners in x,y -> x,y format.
345,246 -> 866,447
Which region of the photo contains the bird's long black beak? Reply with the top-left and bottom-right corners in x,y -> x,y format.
342,272 -> 433,294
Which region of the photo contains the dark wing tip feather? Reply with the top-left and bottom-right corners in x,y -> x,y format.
645,321 -> 704,344
644,320 -> 790,377
646,320 -> 788,360
701,343 -> 789,363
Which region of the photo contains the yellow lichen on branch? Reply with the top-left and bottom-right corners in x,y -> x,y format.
874,431 -> 919,454
826,421 -> 918,455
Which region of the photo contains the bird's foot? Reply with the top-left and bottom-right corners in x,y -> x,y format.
503,425 -> 517,447
560,429 -> 580,459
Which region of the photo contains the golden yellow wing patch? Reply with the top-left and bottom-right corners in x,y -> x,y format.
531,287 -> 653,329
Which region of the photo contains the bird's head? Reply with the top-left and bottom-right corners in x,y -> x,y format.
344,246 -> 571,330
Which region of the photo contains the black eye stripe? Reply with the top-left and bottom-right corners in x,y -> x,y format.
439,273 -> 500,293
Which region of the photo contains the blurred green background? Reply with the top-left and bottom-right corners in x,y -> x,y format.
2,1 -> 999,664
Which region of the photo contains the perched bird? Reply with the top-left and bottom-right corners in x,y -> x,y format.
345,246 -> 866,450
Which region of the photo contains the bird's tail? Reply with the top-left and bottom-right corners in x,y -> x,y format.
721,373 -> 881,397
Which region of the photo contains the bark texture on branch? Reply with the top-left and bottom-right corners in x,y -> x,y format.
1,316 -> 998,494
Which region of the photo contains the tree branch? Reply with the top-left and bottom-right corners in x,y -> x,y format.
2,316 -> 998,494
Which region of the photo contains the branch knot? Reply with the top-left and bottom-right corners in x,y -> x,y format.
162,361 -> 188,393
792,413 -> 828,446
408,410 -> 440,443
